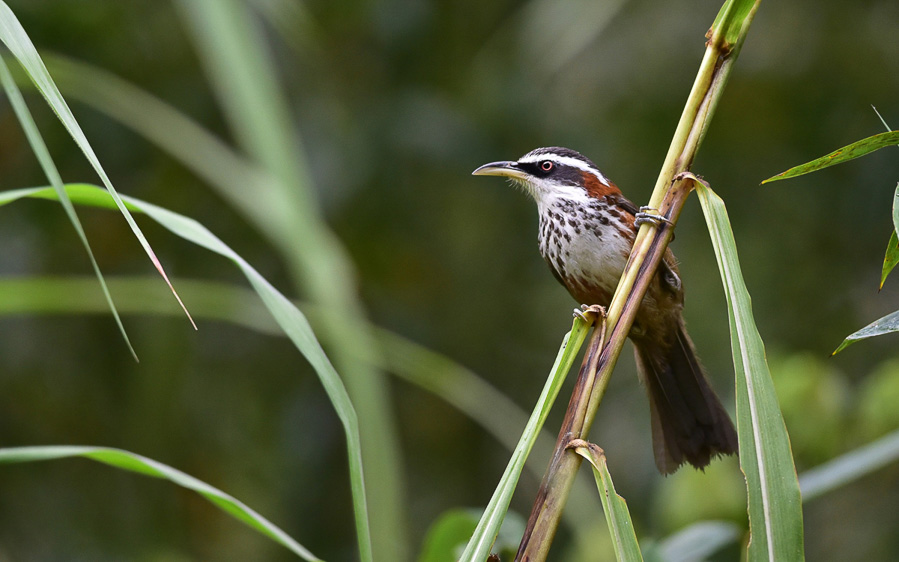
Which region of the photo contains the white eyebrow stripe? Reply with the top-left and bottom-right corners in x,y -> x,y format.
518,153 -> 610,185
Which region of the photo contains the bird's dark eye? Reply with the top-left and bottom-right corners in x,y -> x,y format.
540,161 -> 554,171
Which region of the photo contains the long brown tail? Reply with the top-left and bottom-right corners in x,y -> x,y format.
634,319 -> 738,474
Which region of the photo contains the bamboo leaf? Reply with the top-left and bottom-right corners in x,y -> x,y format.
570,440 -> 643,562
762,131 -> 899,184
459,315 -> 593,562
696,184 -> 804,562
0,446 -> 321,561
0,0 -> 194,328
0,183 -> 371,561
832,308 -> 899,355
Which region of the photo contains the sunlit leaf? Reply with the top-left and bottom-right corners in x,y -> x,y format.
833,309 -> 899,355
763,131 -> 899,184
0,446 -> 321,561
570,440 -> 643,562
696,183 -> 804,562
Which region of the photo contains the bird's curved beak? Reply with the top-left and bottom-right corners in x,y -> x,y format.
471,160 -> 527,180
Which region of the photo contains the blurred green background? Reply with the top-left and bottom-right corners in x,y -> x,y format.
1,0 -> 898,560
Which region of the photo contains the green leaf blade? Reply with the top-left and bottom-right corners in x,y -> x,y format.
696,184 -> 804,562
763,131 -> 899,184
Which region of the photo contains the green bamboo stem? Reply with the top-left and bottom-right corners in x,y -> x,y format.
515,3 -> 760,559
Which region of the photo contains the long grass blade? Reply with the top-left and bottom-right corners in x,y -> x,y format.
0,54 -> 136,360
459,316 -> 593,562
0,183 -> 371,561
570,440 -> 642,562
0,446 -> 321,561
695,183 -> 804,562
173,2 -> 400,557
0,0 -> 194,328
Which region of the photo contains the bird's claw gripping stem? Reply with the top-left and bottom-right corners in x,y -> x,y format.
634,206 -> 674,228
573,304 -> 606,324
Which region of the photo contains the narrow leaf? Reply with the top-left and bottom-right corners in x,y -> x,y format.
799,428 -> 899,501
0,1 -> 194,328
0,184 -> 371,560
832,308 -> 899,355
696,184 -> 804,562
881,230 -> 899,290
0,446 -> 321,561
570,440 -> 643,562
460,315 -> 593,562
762,131 -> 899,184
0,53 -> 136,360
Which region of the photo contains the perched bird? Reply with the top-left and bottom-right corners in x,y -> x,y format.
472,146 -> 737,474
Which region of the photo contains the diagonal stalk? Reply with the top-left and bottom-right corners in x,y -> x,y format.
516,2 -> 760,559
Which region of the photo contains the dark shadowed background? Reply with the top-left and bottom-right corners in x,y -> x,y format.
1,0 -> 898,560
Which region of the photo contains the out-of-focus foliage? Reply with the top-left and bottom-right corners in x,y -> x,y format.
1,0 -> 898,561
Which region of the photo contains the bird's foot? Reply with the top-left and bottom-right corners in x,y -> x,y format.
635,206 -> 673,228
573,304 -> 606,324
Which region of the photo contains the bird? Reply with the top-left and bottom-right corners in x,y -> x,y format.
472,146 -> 737,474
